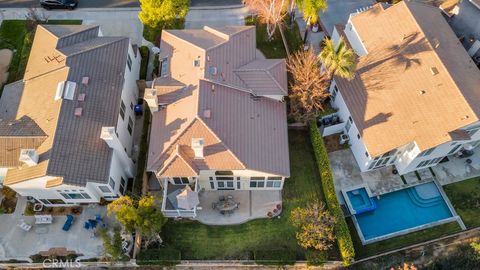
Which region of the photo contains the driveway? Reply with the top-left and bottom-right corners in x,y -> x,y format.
0,8 -> 143,45
319,0 -> 376,35
0,197 -> 109,261
185,5 -> 249,29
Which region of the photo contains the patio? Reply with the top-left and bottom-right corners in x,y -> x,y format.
196,190 -> 282,225
431,149 -> 480,185
329,149 -> 435,198
0,197 -> 111,261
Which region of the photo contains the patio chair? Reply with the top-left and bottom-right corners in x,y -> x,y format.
62,215 -> 74,231
18,220 -> 32,232
219,196 -> 225,202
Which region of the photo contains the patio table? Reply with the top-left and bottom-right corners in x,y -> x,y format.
215,198 -> 238,211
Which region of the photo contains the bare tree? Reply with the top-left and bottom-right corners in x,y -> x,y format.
287,48 -> 329,123
244,0 -> 290,55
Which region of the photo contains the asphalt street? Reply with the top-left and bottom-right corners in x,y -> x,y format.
0,0 -> 242,8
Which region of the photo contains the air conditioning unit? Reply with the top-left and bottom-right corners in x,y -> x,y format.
340,134 -> 350,145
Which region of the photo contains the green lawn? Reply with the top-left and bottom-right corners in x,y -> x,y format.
0,20 -> 82,96
245,16 -> 303,59
349,218 -> 462,258
444,177 -> 480,228
161,130 -> 337,260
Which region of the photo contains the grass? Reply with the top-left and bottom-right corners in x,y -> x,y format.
245,15 -> 303,59
161,130 -> 338,260
348,218 -> 462,258
444,177 -> 480,228
0,19 -> 82,96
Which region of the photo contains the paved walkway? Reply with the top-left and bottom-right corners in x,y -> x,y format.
0,197 -> 109,261
0,8 -> 143,45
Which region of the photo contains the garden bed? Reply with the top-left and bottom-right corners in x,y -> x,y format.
24,202 -> 83,216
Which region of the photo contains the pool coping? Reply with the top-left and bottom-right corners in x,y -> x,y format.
341,184 -> 374,215
350,180 -> 466,245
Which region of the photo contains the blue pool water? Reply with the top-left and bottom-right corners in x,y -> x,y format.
354,182 -> 453,241
346,188 -> 376,214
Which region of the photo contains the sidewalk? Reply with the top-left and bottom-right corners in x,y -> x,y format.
0,8 -> 143,45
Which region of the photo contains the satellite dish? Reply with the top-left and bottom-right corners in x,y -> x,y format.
151,47 -> 160,55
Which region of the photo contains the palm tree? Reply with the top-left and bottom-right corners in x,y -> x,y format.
318,37 -> 357,80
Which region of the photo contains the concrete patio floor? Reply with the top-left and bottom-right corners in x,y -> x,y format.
196,190 -> 282,225
0,197 -> 111,261
431,149 -> 480,185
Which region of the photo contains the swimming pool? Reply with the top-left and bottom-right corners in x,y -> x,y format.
350,182 -> 456,244
346,187 -> 376,214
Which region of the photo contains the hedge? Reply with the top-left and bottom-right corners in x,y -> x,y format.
136,247 -> 181,266
309,121 -> 355,265
139,46 -> 149,80
253,250 -> 296,265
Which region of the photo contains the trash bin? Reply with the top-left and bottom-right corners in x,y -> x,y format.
134,104 -> 143,116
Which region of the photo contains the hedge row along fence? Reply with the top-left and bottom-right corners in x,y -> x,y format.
309,121 -> 355,265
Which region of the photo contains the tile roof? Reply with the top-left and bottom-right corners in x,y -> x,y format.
148,26 -> 289,177
2,24 -> 130,186
335,1 -> 480,157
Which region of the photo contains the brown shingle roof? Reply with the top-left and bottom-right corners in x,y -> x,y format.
335,1 -> 480,157
148,26 -> 290,177
2,24 -> 130,186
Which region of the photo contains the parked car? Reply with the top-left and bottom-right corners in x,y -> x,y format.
40,0 -> 78,10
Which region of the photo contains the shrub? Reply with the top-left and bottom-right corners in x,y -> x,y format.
1,187 -> 16,198
139,46 -> 149,80
24,202 -> 35,216
137,247 -> 181,266
305,249 -> 328,266
309,121 -> 355,265
253,250 -> 296,265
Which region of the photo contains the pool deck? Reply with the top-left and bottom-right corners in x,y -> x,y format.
329,148 -> 469,245
329,148 -> 480,198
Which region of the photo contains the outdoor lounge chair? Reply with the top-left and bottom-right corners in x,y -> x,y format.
62,215 -> 74,231
18,220 -> 32,232
34,215 -> 53,224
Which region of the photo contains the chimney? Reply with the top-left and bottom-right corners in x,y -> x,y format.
144,88 -> 159,113
191,138 -> 205,159
100,126 -> 116,148
19,149 -> 39,166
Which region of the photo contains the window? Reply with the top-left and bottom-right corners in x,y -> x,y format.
215,171 -> 233,175
99,185 -> 111,193
120,177 -> 126,194
160,57 -> 169,77
418,147 -> 435,157
331,86 -> 338,101
40,199 -> 50,205
448,144 -> 462,155
345,119 -> 351,132
237,181 -> 241,189
210,181 -> 215,189
109,177 -> 116,191
128,117 -> 133,135
173,177 -> 189,185
120,100 -> 126,120
250,181 -> 257,188
127,54 -> 132,71
81,193 -> 91,199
